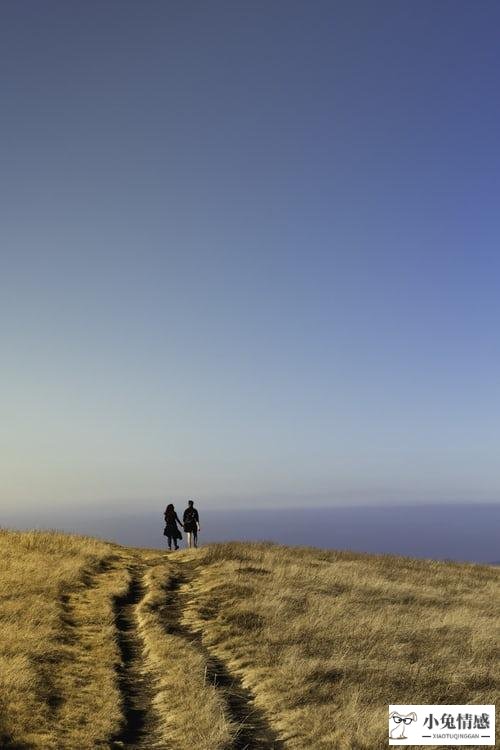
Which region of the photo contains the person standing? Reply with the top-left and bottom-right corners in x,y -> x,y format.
163,503 -> 183,551
183,500 -> 200,548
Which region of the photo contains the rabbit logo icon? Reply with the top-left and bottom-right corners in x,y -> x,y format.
389,711 -> 417,739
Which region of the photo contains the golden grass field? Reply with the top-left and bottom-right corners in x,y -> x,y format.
0,528 -> 498,749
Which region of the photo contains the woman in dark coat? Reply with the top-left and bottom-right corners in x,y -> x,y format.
163,503 -> 183,551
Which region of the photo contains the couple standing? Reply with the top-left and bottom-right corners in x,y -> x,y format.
164,500 -> 200,550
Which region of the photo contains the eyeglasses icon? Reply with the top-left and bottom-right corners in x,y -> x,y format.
393,717 -> 414,725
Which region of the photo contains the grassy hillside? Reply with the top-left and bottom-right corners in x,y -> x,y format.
0,529 -> 498,749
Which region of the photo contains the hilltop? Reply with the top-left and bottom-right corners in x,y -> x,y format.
0,529 -> 498,749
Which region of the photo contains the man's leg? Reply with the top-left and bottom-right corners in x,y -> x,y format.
193,530 -> 198,548
187,531 -> 192,548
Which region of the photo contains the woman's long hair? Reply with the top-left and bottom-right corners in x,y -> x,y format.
165,503 -> 175,521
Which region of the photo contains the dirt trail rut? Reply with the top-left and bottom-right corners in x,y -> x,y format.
164,559 -> 284,750
111,562 -> 160,750
104,553 -> 282,749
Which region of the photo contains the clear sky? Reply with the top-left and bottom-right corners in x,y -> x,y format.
2,1 -> 499,512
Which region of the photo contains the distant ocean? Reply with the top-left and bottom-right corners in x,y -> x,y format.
3,503 -> 499,564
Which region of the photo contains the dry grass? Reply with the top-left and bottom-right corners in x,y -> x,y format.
137,552 -> 234,749
0,528 -> 126,749
0,531 -> 237,749
183,542 -> 500,750
1,529 -> 498,749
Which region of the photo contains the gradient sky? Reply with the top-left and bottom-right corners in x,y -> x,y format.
2,1 -> 500,512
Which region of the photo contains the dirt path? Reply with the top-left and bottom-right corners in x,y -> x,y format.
163,558 -> 284,750
54,552 -> 282,749
110,561 -> 160,750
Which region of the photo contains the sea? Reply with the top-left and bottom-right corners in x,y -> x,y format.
2,503 -> 499,564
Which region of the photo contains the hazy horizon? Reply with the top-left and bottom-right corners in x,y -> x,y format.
2,3 -> 500,515
3,502 -> 499,565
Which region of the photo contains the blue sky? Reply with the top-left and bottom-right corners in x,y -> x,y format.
1,1 -> 499,511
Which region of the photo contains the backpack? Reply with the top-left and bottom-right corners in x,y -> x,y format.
184,508 -> 196,525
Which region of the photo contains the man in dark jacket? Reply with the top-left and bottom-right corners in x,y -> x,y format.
183,500 -> 200,548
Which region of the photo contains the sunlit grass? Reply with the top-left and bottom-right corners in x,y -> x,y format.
0,530 -> 497,749
0,528 -> 125,749
183,542 -> 500,749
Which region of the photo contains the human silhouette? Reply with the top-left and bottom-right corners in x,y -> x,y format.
163,503 -> 183,551
183,500 -> 200,548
